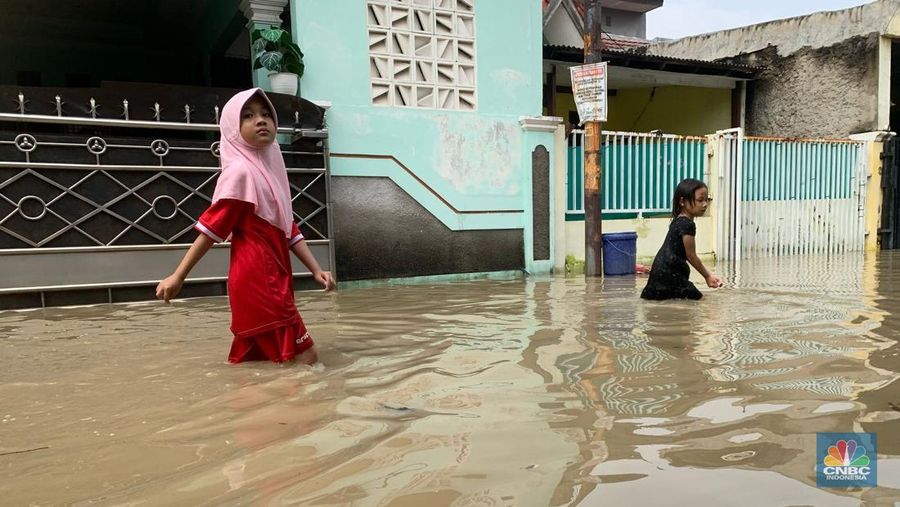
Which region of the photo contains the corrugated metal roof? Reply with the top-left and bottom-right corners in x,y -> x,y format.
544,44 -> 761,76
601,34 -> 652,51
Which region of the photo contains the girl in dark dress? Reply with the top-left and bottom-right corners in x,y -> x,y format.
641,178 -> 723,300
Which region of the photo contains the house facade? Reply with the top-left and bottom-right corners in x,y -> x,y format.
294,0 -> 559,280
645,0 -> 899,139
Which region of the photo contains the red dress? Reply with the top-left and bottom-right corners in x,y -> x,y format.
195,199 -> 314,363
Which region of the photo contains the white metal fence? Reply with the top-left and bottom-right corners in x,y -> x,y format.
566,127 -> 870,260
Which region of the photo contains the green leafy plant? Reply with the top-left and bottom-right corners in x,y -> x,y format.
565,254 -> 584,276
251,26 -> 305,77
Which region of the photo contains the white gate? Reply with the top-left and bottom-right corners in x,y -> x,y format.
741,137 -> 868,257
715,128 -> 869,259
714,128 -> 743,261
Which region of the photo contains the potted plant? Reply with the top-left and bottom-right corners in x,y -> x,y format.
251,26 -> 305,96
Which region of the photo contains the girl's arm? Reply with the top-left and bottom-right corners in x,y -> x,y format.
155,234 -> 214,302
291,240 -> 335,291
683,234 -> 723,288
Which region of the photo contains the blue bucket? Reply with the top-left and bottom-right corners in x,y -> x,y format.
602,232 -> 638,276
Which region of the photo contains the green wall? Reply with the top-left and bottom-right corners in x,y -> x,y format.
293,0 -> 550,232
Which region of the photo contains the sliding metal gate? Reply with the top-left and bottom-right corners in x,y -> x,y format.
715,128 -> 868,259
0,86 -> 333,309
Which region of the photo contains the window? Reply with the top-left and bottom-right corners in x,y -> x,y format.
368,0 -> 476,110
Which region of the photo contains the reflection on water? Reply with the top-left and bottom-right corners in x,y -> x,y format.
1,253 -> 899,505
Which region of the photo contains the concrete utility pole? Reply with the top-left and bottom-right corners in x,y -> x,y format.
583,0 -> 603,277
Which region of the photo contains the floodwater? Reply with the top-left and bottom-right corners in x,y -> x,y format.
1,254 -> 900,506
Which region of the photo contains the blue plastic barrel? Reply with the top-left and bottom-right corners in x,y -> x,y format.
602,232 -> 638,276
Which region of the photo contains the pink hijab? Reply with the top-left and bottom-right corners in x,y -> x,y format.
212,88 -> 293,237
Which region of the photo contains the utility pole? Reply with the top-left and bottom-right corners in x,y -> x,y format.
583,0 -> 603,277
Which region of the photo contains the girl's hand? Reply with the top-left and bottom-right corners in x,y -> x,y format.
706,274 -> 724,289
314,270 -> 335,291
156,274 -> 184,303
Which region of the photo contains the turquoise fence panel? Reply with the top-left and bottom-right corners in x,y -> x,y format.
743,139 -> 860,201
567,145 -> 583,213
567,130 -> 707,218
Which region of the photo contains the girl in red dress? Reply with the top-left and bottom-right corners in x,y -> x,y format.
155,88 -> 334,365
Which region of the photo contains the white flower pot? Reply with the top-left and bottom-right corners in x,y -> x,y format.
269,72 -> 298,96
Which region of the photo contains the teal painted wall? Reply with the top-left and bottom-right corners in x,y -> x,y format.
293,0 -> 547,232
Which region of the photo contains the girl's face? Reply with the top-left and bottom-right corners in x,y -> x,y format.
239,96 -> 275,148
681,187 -> 710,217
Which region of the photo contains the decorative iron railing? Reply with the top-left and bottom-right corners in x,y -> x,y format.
0,86 -> 332,308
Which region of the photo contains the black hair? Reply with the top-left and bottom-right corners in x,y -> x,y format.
672,178 -> 708,218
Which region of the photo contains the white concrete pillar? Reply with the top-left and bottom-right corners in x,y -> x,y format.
877,36 -> 892,132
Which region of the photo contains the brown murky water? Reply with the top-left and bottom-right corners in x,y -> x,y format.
2,254 -> 900,506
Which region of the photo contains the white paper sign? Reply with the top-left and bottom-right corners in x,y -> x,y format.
570,62 -> 608,123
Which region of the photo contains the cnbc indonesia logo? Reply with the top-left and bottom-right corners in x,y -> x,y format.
823,440 -> 870,477
817,434 -> 877,488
